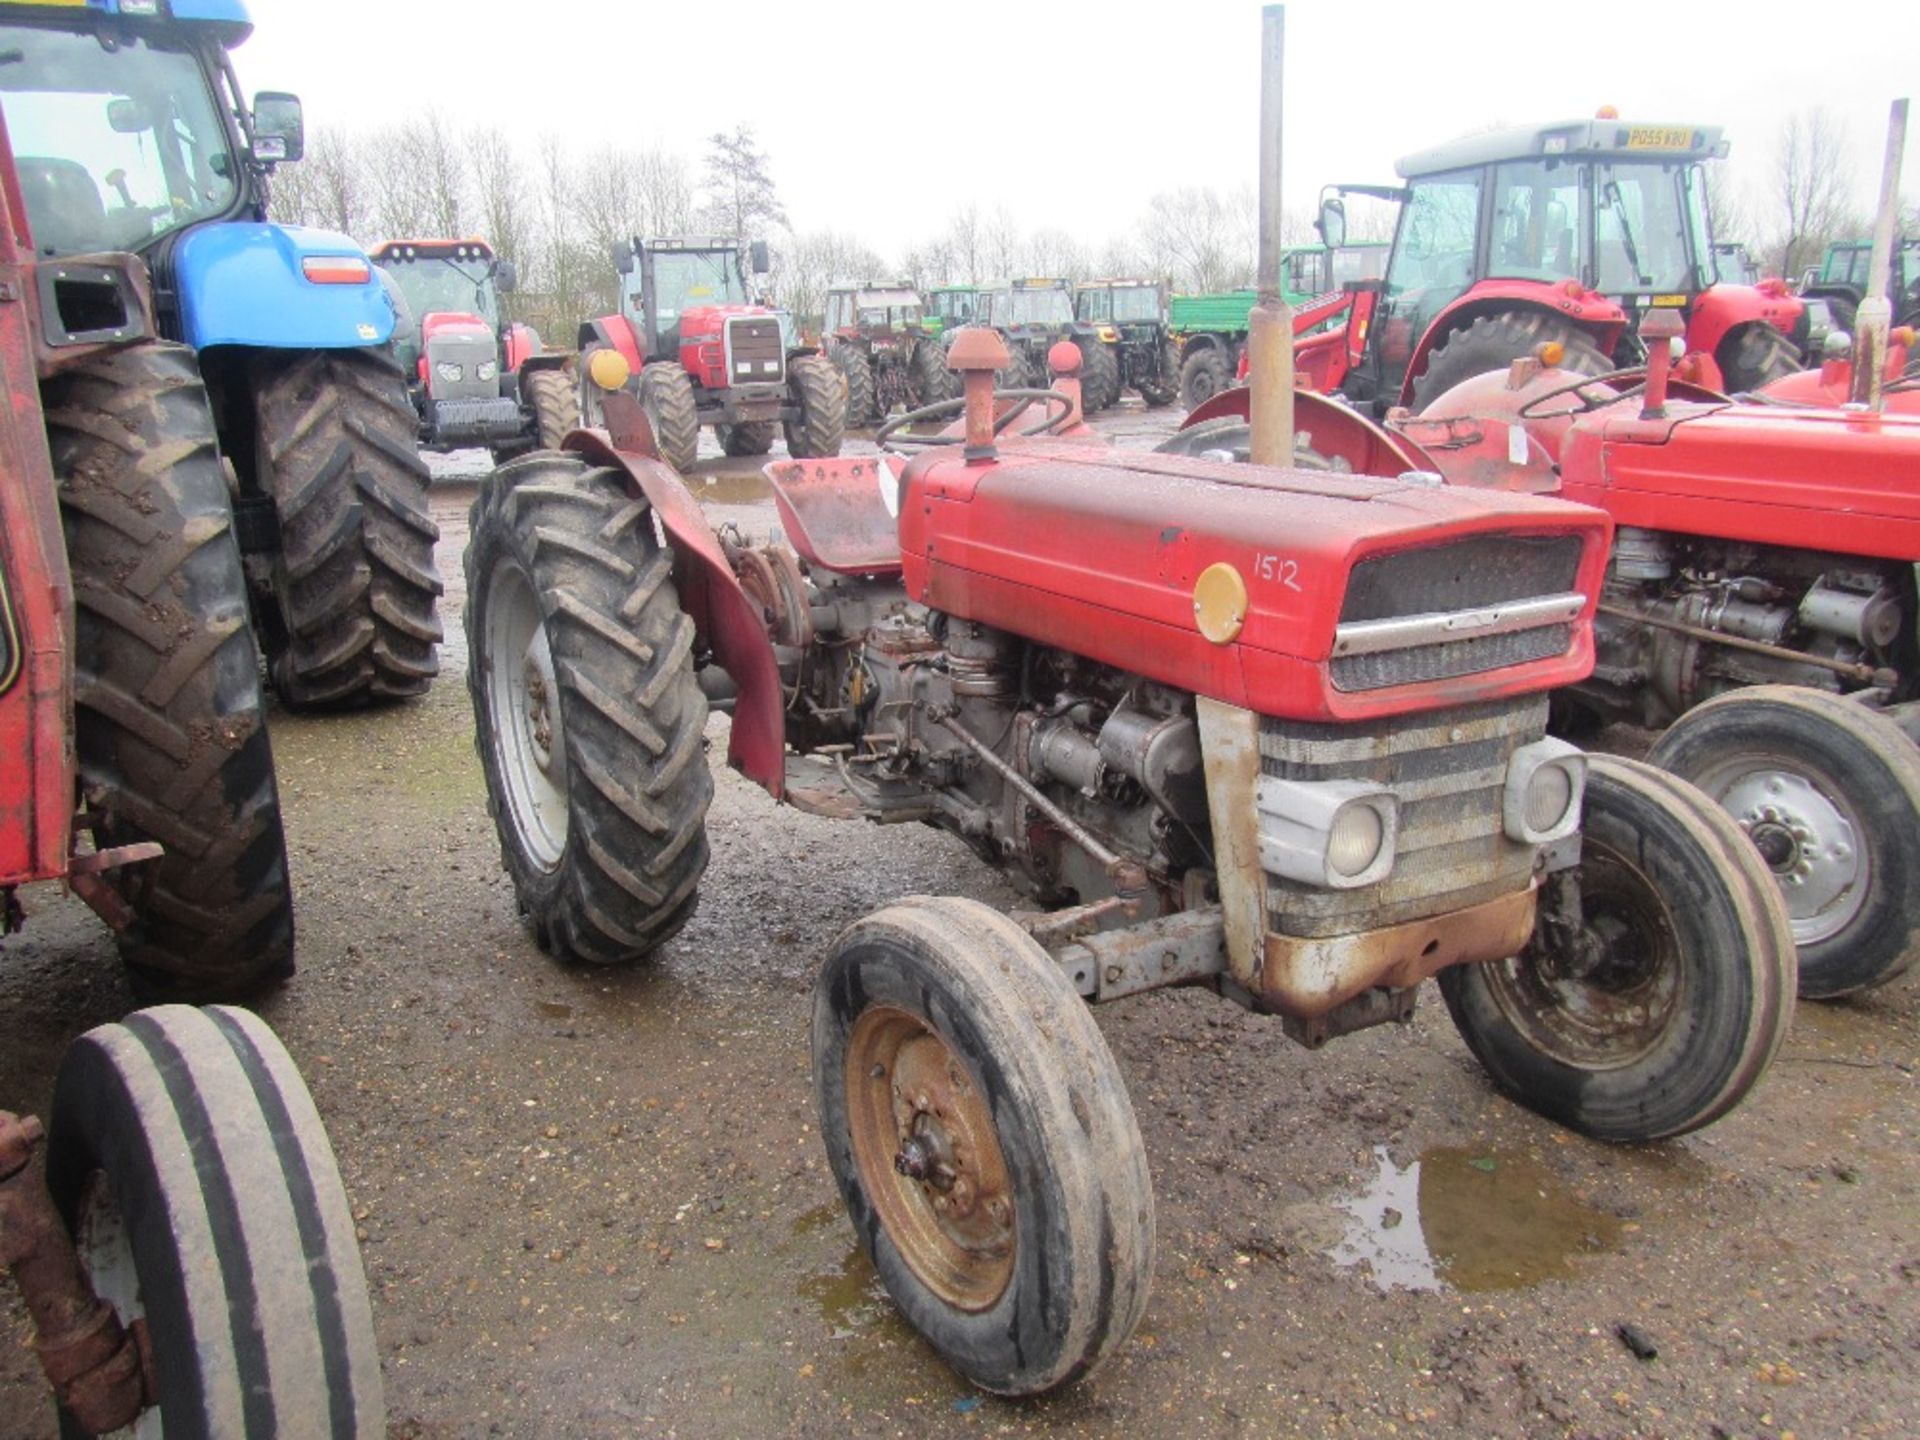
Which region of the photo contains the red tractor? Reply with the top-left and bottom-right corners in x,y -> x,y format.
577,235 -> 845,471
372,237 -> 579,460
0,109 -> 381,1435
464,330 -> 1793,1395
1299,116 -> 1806,415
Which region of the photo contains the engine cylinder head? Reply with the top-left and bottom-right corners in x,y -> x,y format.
1612,527 -> 1673,581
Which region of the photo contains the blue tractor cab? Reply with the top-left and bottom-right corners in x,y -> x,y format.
0,0 -> 442,708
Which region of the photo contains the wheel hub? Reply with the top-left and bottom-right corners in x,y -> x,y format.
484,563 -> 569,872
1721,771 -> 1859,940
522,640 -> 558,774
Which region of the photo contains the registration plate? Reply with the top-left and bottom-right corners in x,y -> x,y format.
1626,126 -> 1695,150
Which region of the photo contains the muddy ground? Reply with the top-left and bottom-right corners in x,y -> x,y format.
4,405 -> 1917,1439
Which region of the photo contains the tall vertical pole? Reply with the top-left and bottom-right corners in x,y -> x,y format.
1247,5 -> 1295,466
1851,98 -> 1908,411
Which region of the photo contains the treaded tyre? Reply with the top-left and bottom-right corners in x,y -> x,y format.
718,421 -> 776,457
1136,339 -> 1179,407
1412,311 -> 1610,412
909,334 -> 956,408
1151,417 -> 1343,470
1075,337 -> 1120,412
828,343 -> 878,427
1439,756 -> 1795,1141
524,365 -> 581,450
1648,685 -> 1920,997
1179,346 -> 1232,410
45,1005 -> 383,1438
47,341 -> 295,1001
253,346 -> 443,708
813,897 -> 1155,1396
784,353 -> 846,459
636,361 -> 701,472
1717,323 -> 1803,393
466,453 -> 713,963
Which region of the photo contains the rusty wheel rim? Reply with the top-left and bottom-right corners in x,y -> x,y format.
1486,838 -> 1682,1069
845,1006 -> 1015,1312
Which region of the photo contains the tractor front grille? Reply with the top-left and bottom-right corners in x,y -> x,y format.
1259,697 -> 1545,939
726,317 -> 785,385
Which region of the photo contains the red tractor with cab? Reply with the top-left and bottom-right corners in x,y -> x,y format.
1299,115 -> 1806,416
372,237 -> 578,462
576,235 -> 845,471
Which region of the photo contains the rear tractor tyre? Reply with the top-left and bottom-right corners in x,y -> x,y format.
1073,337 -> 1121,412
909,334 -> 956,408
47,341 -> 295,1001
1179,346 -> 1232,410
828,342 -> 879,428
813,897 -> 1155,1396
1439,756 -> 1795,1141
1151,417 -> 1344,471
1648,685 -> 1920,997
784,353 -> 847,459
524,365 -> 581,450
253,346 -> 444,707
718,421 -> 777,457
1411,312 -> 1609,413
636,362 -> 702,472
1717,323 -> 1803,393
466,453 -> 713,964
1136,340 -> 1180,407
46,1005 -> 383,1438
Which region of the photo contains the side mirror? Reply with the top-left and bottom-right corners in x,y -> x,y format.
612,239 -> 635,274
106,97 -> 150,134
1317,195 -> 1347,249
252,91 -> 304,163
494,258 -> 517,294
749,239 -> 770,276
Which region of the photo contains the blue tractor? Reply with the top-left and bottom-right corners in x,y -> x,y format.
1,0 -> 442,708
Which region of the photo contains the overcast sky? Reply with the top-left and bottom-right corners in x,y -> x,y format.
242,0 -> 1918,255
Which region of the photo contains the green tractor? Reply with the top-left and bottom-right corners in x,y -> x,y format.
959,278 -> 1119,409
1800,236 -> 1920,337
1073,278 -> 1178,407
823,282 -> 952,424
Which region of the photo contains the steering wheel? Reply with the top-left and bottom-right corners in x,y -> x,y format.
874,388 -> 1076,453
1515,369 -> 1647,421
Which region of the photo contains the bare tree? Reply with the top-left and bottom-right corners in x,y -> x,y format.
633,149 -> 696,236
944,205 -> 984,286
469,128 -> 528,266
1701,160 -> 1754,253
1770,108 -> 1859,279
771,230 -> 887,332
1140,186 -> 1252,292
1023,228 -> 1090,283
267,127 -> 369,237
701,127 -> 787,247
985,205 -> 1022,280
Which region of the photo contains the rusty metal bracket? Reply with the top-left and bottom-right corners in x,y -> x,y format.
1051,908 -> 1228,1002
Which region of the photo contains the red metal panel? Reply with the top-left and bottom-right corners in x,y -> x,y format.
1684,282 -> 1802,361
1403,282 -> 1629,407
584,315 -> 646,375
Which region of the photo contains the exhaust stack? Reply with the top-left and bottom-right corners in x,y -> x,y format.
1247,5 -> 1296,466
1851,98 -> 1909,412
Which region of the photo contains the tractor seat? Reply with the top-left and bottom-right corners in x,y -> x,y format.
16,157 -> 108,257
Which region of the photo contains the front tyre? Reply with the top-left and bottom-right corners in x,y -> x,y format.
636,362 -> 701,472
813,897 -> 1155,1396
909,334 -> 956,408
46,1005 -> 383,1438
1136,339 -> 1180,407
1075,338 -> 1120,412
718,421 -> 777,456
784,353 -> 847,458
466,454 -> 712,963
523,365 -> 581,450
1179,346 -> 1232,410
1648,685 -> 1920,996
1439,756 -> 1794,1142
828,343 -> 879,427
1412,312 -> 1609,413
1717,323 -> 1803,393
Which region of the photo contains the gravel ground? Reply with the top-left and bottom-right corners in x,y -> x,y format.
3,405 -> 1916,1439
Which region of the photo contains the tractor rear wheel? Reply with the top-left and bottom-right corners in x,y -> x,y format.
784,353 -> 847,458
637,362 -> 701,471
47,341 -> 295,1001
1412,312 -> 1609,413
813,897 -> 1155,1396
1822,295 -> 1859,340
1439,756 -> 1795,1141
1718,323 -> 1803,393
524,365 -> 580,450
1647,685 -> 1920,997
466,453 -> 712,964
1179,346 -> 1232,410
1136,340 -> 1179,407
1076,338 -> 1120,412
253,346 -> 443,708
719,421 -> 777,456
909,335 -> 956,408
828,343 -> 879,427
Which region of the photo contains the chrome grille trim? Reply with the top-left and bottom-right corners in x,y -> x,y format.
1333,592 -> 1586,656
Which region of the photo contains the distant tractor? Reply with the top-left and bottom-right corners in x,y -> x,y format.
1713,241 -> 1760,286
372,238 -> 577,461
962,278 -> 1119,409
1073,279 -> 1178,406
1301,116 -> 1808,415
2,0 -> 443,710
1800,236 -> 1920,336
923,284 -> 982,340
578,236 -> 845,470
823,282 -> 953,424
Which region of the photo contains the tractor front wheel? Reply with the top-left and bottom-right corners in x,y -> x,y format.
1648,685 -> 1920,997
813,897 -> 1155,1396
1136,340 -> 1180,407
828,343 -> 879,428
784,353 -> 847,459
48,341 -> 295,1001
1439,756 -> 1794,1141
1412,312 -> 1609,413
1179,346 -> 1232,410
524,365 -> 580,450
466,453 -> 712,964
1075,338 -> 1121,412
1717,323 -> 1803,393
909,335 -> 956,408
719,421 -> 777,456
637,362 -> 701,471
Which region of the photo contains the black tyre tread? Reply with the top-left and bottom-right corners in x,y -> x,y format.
47,341 -> 295,1000
1151,417 -> 1341,470
1648,684 -> 1920,995
909,334 -> 956,408
784,353 -> 847,459
814,897 -> 1155,1396
524,366 -> 581,450
1718,323 -> 1804,393
637,362 -> 701,471
719,421 -> 777,456
1412,312 -> 1609,413
466,455 -> 713,964
1136,339 -> 1179,407
46,1005 -> 383,1439
1823,295 -> 1859,339
1179,346 -> 1232,410
254,347 -> 443,708
1440,755 -> 1795,1141
1075,338 -> 1121,412
828,342 -> 878,427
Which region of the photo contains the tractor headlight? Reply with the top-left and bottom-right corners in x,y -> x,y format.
476,359 -> 499,383
1503,737 -> 1586,844
1097,325 -> 1120,342
436,361 -> 464,384
1256,775 -> 1397,890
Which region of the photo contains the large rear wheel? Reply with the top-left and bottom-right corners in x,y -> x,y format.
828,343 -> 878,428
813,897 -> 1155,1396
636,362 -> 701,472
1717,323 -> 1803,393
1075,337 -> 1120,412
1412,312 -> 1609,413
523,365 -> 580,450
783,353 -> 847,459
909,334 -> 956,408
1136,339 -> 1180,407
1179,346 -> 1232,410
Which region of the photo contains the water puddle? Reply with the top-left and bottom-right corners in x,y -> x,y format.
1331,1145 -> 1622,1293
689,469 -> 774,505
535,1000 -> 573,1021
799,1245 -> 890,1339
